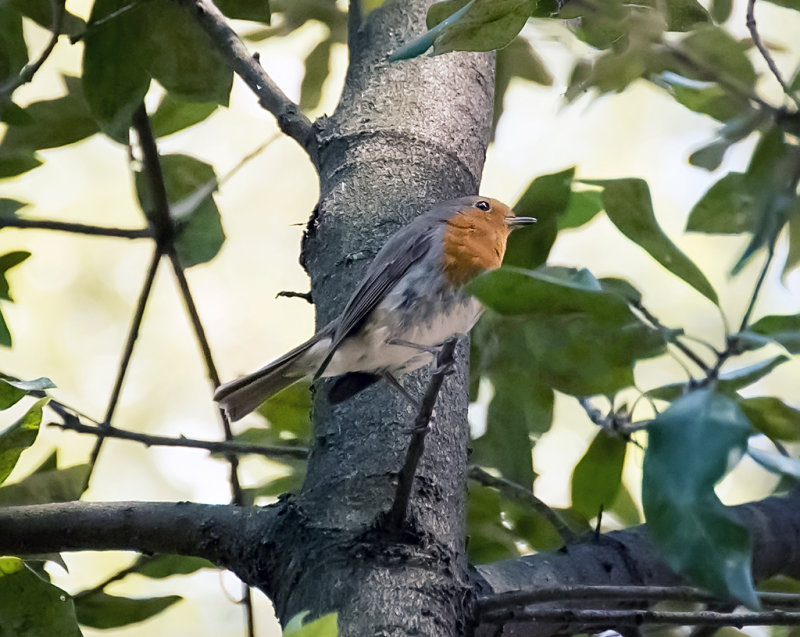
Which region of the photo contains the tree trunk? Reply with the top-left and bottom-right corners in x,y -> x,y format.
265,1 -> 495,634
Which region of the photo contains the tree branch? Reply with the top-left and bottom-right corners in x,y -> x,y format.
745,0 -> 796,101
0,218 -> 152,239
0,501 -> 277,583
50,413 -> 308,460
172,0 -> 318,165
387,336 -> 457,529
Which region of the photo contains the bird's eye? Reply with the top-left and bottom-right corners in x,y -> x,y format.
475,200 -> 490,211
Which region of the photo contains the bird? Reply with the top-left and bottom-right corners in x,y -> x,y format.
214,196 -> 535,421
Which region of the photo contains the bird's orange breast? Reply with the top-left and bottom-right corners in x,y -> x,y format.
441,214 -> 509,287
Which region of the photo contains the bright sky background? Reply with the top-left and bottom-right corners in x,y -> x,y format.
1,1 -> 799,635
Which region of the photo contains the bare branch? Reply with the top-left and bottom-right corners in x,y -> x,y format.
387,336 -> 458,529
467,466 -> 578,545
50,413 -> 308,460
476,585 -> 800,615
0,218 -> 152,239
0,0 -> 66,100
172,0 -> 318,165
745,0 -> 794,99
482,607 -> 800,628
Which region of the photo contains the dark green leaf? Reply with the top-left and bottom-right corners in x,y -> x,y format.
648,0 -> 709,30
391,0 -> 533,60
0,310 -> 10,347
135,154 -> 225,268
468,266 -> 634,323
0,397 -> 46,484
784,211 -> 800,279
0,557 -> 82,637
149,95 -> 218,138
0,463 -> 90,506
680,26 -> 756,87
74,590 -> 181,629
749,314 -> 800,353
687,172 -> 759,234
718,355 -> 790,394
215,0 -> 270,22
0,150 -> 41,177
82,0 -> 150,141
466,485 -> 520,562
8,0 -> 86,37
760,0 -> 800,9
642,388 -> 758,608
139,1 -> 233,105
505,168 -> 573,269
0,100 -> 32,125
0,250 -> 30,300
592,178 -> 719,304
132,554 -> 215,579
670,83 -> 750,122
0,81 -> 99,153
0,198 -> 26,217
558,189 -> 603,230
0,7 -> 27,84
560,0 -> 628,50
739,397 -> 800,442
0,376 -> 54,410
256,379 -> 311,440
711,0 -> 733,22
300,37 -> 332,110
609,482 -> 641,525
571,429 -> 627,520
243,470 -> 306,501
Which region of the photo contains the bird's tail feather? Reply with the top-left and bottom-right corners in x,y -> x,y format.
214,334 -> 326,422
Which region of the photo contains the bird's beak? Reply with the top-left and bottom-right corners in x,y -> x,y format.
505,215 -> 537,228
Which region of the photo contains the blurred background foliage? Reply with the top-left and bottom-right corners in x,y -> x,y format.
1,0 -> 800,634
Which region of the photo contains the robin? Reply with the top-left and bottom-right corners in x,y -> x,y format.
214,196 -> 535,421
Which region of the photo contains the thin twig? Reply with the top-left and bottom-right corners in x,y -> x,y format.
477,585 -> 800,614
387,337 -> 458,529
51,415 -> 308,460
276,289 -> 313,303
739,246 -> 775,332
172,0 -> 318,164
0,218 -> 152,239
87,245 -> 161,472
633,300 -> 709,373
0,0 -> 65,99
468,466 -> 578,545
745,0 -> 795,101
482,607 -> 800,627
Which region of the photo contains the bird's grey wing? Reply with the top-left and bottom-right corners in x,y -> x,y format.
313,228 -> 432,379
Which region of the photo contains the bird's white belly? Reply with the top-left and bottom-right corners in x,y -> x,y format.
320,296 -> 482,377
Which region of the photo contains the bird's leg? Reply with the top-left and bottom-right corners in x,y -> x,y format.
382,371 -> 421,410
387,333 -> 467,358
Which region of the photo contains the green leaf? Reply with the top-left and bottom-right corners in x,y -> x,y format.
74,590 -> 181,629
468,266 -> 634,323
0,376 -> 55,410
642,388 -> 758,608
243,470 -> 306,502
0,558 -> 82,636
132,554 -> 215,579
0,397 -> 46,484
139,1 -> 233,105
0,82 -> 99,154
680,26 -> 756,88
0,310 -> 10,347
149,95 -> 218,138
0,198 -> 26,217
82,0 -> 150,142
711,0 -> 733,22
300,37 -> 332,110
135,154 -> 225,268
505,168 -> 574,269
645,0 -> 709,30
739,397 -> 800,442
0,7 -> 27,85
7,0 -> 86,37
749,314 -> 800,353
256,379 -> 311,439
391,0 -> 533,60
571,429 -> 627,520
669,83 -> 750,123
466,485 -> 520,562
718,354 -> 790,394
687,172 -> 760,234
215,0 -> 270,22
284,611 -> 339,636
760,0 -> 800,9
0,463 -> 90,506
592,178 -> 718,304
0,151 -> 41,177
0,100 -> 32,125
0,250 -> 30,301
558,189 -> 604,230
747,445 -> 800,479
